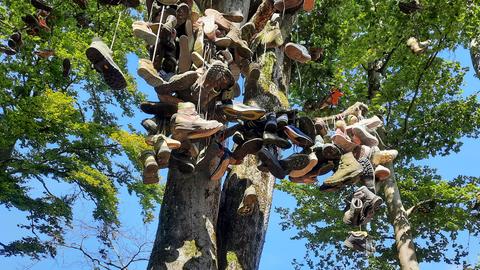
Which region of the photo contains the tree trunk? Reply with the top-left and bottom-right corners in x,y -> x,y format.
147,162 -> 221,270
470,39 -> 480,78
382,164 -> 420,270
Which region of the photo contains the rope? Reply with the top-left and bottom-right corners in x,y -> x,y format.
148,0 -> 155,22
152,6 -> 166,61
110,9 -> 124,51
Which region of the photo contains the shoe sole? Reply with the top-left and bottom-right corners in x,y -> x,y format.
264,120 -> 277,133
138,66 -> 163,87
322,144 -> 341,160
222,106 -> 265,121
289,158 -> 318,178
257,148 -> 286,179
298,116 -> 316,141
324,168 -> 363,186
332,134 -> 357,152
232,138 -> 263,160
352,126 -> 378,146
86,46 -> 126,90
280,154 -> 310,171
263,135 -> 291,149
284,126 -> 313,147
185,125 -> 223,139
133,28 -> 157,46
289,176 -> 317,184
211,156 -> 230,181
285,44 -> 311,63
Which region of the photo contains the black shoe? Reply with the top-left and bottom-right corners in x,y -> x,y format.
196,142 -> 221,170
264,112 -> 277,133
63,58 -> 71,78
344,231 -> 375,253
283,125 -> 314,147
171,151 -> 195,173
298,116 -> 316,141
276,114 -> 288,130
257,146 -> 286,179
232,130 -> 245,145
279,153 -> 310,173
140,101 -> 177,116
232,138 -> 263,161
263,131 -> 292,149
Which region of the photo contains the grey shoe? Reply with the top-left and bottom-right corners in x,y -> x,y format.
343,197 -> 363,226
354,186 -> 383,225
344,231 -> 375,253
155,71 -> 199,95
140,150 -> 159,184
86,37 -> 126,90
358,157 -> 375,193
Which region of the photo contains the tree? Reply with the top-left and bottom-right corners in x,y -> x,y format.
0,0 -> 162,260
276,0 -> 480,269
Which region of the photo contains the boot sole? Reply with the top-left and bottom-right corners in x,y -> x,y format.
232,138 -> 263,160
280,154 -> 310,171
263,136 -> 291,149
185,126 -> 223,139
284,126 -> 313,147
257,148 -> 286,179
133,28 -> 157,46
211,156 -> 230,181
86,46 -> 126,90
285,44 -> 311,63
324,168 -> 363,186
289,158 -> 318,178
138,67 -> 163,87
222,106 -> 265,121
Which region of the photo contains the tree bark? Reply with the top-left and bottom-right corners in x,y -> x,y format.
470,39 -> 480,78
147,161 -> 221,270
382,164 -> 420,270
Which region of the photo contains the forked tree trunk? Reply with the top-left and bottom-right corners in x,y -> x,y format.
148,1 -> 295,270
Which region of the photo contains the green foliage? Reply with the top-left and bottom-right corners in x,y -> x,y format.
0,0 -> 161,259
278,0 -> 480,268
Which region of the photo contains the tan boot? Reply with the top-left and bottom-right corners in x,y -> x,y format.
137,59 -> 165,87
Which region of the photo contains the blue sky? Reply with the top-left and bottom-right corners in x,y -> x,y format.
1,47 -> 479,269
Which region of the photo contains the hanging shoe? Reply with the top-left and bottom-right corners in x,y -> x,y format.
351,124 -> 378,147
232,137 -> 263,162
171,102 -> 223,140
374,165 -> 391,181
343,197 -> 364,226
210,149 -> 232,181
283,125 -> 314,147
332,127 -> 357,153
273,0 -> 303,12
205,8 -> 233,30
254,19 -> 283,48
178,35 -> 192,73
170,151 -> 195,173
264,113 -> 278,133
312,135 -> 341,161
323,152 -> 363,186
346,115 -> 359,126
398,0 -> 422,14
353,186 -> 383,224
289,175 -> 317,184
314,117 -> 327,136
358,157 -> 375,193
140,101 -> 177,116
138,59 -> 166,87
263,131 -> 292,149
85,37 -> 127,90
141,118 -> 158,134
289,152 -> 318,178
132,21 -> 158,46
407,37 -> 430,55
240,22 -> 256,42
202,15 -> 218,40
358,115 -> 383,130
298,116 -> 316,141
148,134 -> 181,150
153,138 -> 171,168
191,51 -> 205,68
155,70 -> 199,95
237,185 -> 258,216
62,58 -> 71,78
257,146 -> 286,179
1,45 -> 16,56
221,102 -> 266,121
285,42 -> 311,63
176,3 -> 190,27
140,150 -> 159,184
344,231 -> 376,253
371,149 -> 398,166
277,114 -> 289,130
222,10 -> 244,23
279,153 -> 310,174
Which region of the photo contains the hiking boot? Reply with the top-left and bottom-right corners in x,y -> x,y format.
203,60 -> 235,90
149,134 -> 181,150
132,21 -> 157,46
323,152 -> 363,186
202,15 -> 218,40
284,125 -> 314,147
237,185 -> 258,216
358,157 -> 375,193
86,37 -> 126,90
354,186 -> 383,224
62,58 -> 71,78
138,59 -> 165,87
263,131 -> 292,149
254,19 -> 283,48
371,149 -> 398,166
141,118 -> 158,134
332,128 -> 357,152
155,70 -> 199,95
232,138 -> 263,162
407,37 -> 430,54
375,165 -> 390,181
31,0 -> 52,12
344,231 -> 375,253
289,152 -> 318,178
140,101 -> 177,116
257,146 -> 286,179
178,35 -> 192,73
314,117 -> 327,136
171,102 -> 223,140
298,116 -> 316,141
309,160 -> 335,176
223,27 -> 253,58
154,139 -> 171,168
351,124 -> 378,147
285,43 -> 311,63
273,0 -> 303,12
140,150 -> 159,184
279,153 -> 310,173
222,103 -> 266,120
398,0 -> 422,14
343,197 -> 363,226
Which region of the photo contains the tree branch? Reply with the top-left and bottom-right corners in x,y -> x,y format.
314,102 -> 369,125
405,199 -> 434,217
